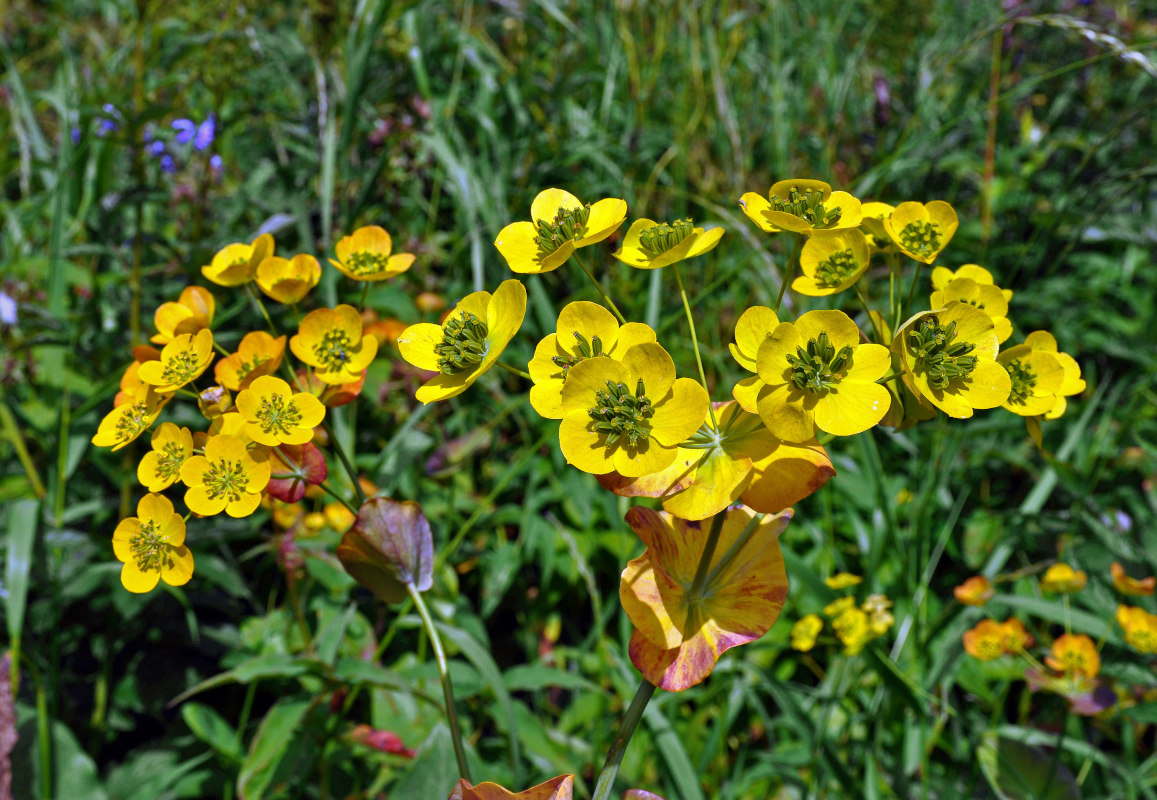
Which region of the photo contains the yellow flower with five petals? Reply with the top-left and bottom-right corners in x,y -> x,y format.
180,433 -> 271,518
201,233 -> 274,287
138,329 -> 215,394
931,277 -> 1012,343
215,331 -> 287,392
740,179 -> 862,235
91,385 -> 168,451
137,422 -> 194,492
236,375 -> 326,446
997,340 -> 1065,417
612,218 -> 723,270
883,201 -> 957,264
330,226 -> 415,281
112,493 -> 194,593
792,229 -> 871,296
495,189 -> 626,274
256,254 -> 321,304
151,286 -> 214,345
290,305 -> 378,385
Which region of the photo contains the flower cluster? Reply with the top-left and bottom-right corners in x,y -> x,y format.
789,573 -> 895,656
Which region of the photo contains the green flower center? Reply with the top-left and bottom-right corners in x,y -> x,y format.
114,403 -> 151,443
130,519 -> 168,573
1005,358 -> 1037,405
907,316 -> 977,390
436,312 -> 489,374
974,636 -> 1005,660
1054,647 -> 1091,674
814,248 -> 860,287
1129,628 -> 1157,651
161,347 -> 202,387
345,250 -> 391,276
204,458 -> 251,503
786,331 -> 853,393
237,353 -> 269,382
155,441 -> 187,481
256,393 -> 304,437
638,219 -> 695,259
551,331 -> 608,378
313,328 -> 354,373
769,186 -> 842,229
898,220 -> 942,259
535,204 -> 591,256
588,379 -> 654,447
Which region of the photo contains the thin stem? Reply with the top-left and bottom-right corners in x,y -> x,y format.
408,585 -> 472,782
321,417 -> 367,505
901,259 -> 926,324
689,510 -> 728,599
316,481 -> 359,515
591,680 -> 657,800
673,264 -> 717,429
774,234 -> 803,314
572,252 -> 627,324
854,283 -> 885,344
495,360 -> 532,381
247,284 -> 278,336
286,571 -> 314,654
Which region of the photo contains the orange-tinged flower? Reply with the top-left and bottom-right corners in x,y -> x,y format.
397,280 -> 527,403
1116,605 -> 1157,653
415,292 -> 445,313
1045,633 -> 1100,678
112,493 -> 193,593
962,619 -> 1009,661
214,331 -> 287,392
180,434 -> 271,517
201,233 -> 274,287
115,345 -> 161,406
291,304 -> 378,385
612,218 -> 724,270
883,201 -> 957,264
235,375 -> 326,446
296,367 -> 366,408
739,179 -> 863,235
91,385 -> 168,451
256,254 -> 321,304
999,618 -> 1033,652
448,774 -> 574,800
1041,563 -> 1087,594
1111,562 -> 1155,597
930,277 -> 1012,344
138,329 -> 215,394
792,229 -> 871,296
621,506 -> 791,691
151,286 -> 215,345
495,188 -> 626,274
330,225 -> 415,281
954,575 -> 995,606
137,422 -> 194,492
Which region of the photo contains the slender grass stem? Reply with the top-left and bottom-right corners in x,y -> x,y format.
590,680 -> 656,800
572,252 -> 627,323
0,401 -> 46,498
774,234 -> 803,314
321,417 -> 367,505
855,283 -> 885,344
673,263 -> 717,429
901,260 -> 926,324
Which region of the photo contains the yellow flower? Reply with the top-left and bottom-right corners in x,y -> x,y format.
112,493 -> 194,593
151,286 -> 215,345
893,302 -> 1011,419
1045,633 -> 1100,678
215,331 -> 287,392
755,310 -> 891,442
290,304 -> 379,385
1041,563 -> 1087,594
859,201 -> 896,253
930,263 -> 1013,303
862,594 -> 894,636
330,225 -> 415,281
962,619 -> 1009,661
91,385 -> 168,451
1116,605 -> 1157,653
883,201 -> 957,263
953,575 -> 995,606
1111,562 -> 1155,597
558,343 -> 708,478
256,254 -> 321,304
495,188 -> 626,274
791,229 -> 871,296
930,277 -> 1012,343
235,375 -> 326,446
137,422 -> 194,492
997,342 -> 1066,418
114,345 -> 160,407
200,233 -> 275,287
999,618 -> 1033,652
528,301 -> 656,419
612,218 -> 724,270
832,608 -> 873,655
137,329 -> 215,394
620,506 -> 791,691
1021,331 -> 1085,420
739,179 -> 863,235
825,572 -> 862,590
822,596 -> 856,617
791,614 -> 824,652
397,279 -> 527,403
180,434 -> 271,517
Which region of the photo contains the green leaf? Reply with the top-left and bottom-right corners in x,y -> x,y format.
237,697 -> 312,800
978,731 -> 1081,800
4,498 -> 38,649
391,723 -> 458,798
331,658 -> 413,693
502,664 -> 599,693
170,654 -> 326,705
182,702 -> 242,764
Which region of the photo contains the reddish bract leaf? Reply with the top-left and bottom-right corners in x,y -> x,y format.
448,774 -> 574,800
267,442 -> 328,503
338,498 -> 434,603
348,724 -> 416,758
297,367 -> 366,407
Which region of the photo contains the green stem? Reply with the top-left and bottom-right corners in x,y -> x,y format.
572,252 -> 627,324
316,481 -> 359,515
774,234 -> 803,314
689,510 -> 728,599
591,680 -> 657,800
901,259 -> 926,324
673,264 -> 717,429
854,283 -> 885,344
321,417 -> 367,505
0,401 -> 46,498
247,284 -> 279,336
408,585 -> 472,782
495,360 -> 532,381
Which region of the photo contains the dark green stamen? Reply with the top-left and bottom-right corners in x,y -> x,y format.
435,312 -> 489,374
155,441 -> 186,481
898,220 -> 941,259
535,204 -> 592,256
160,348 -> 201,386
907,316 -> 978,390
130,519 -> 168,572
345,251 -> 391,276
769,186 -> 842,229
114,403 -> 151,444
313,329 -> 354,372
551,331 -> 607,377
204,458 -> 250,503
588,379 -> 654,447
814,248 -> 860,287
638,219 -> 696,259
257,393 -> 304,436
1005,359 -> 1036,405
786,331 -> 854,392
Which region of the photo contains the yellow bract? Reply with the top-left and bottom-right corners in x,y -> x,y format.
201,233 -> 274,287
495,189 -> 626,274
528,301 -> 656,419
883,201 -> 957,263
152,285 -> 215,345
215,331 -> 287,392
931,277 -> 1012,343
740,179 -> 863,235
291,304 -> 378,385
1117,605 -> 1157,653
611,218 -> 724,270
137,422 -> 194,492
137,329 -> 215,394
91,385 -> 168,451
397,279 -> 527,403
180,434 -> 271,518
1045,633 -> 1100,678
112,493 -> 193,593
1040,563 -> 1088,594
256,254 -> 321,304
330,225 -> 415,282
235,375 -> 326,446
792,229 -> 871,296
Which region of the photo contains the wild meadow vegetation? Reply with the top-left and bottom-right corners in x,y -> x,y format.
3,1 -> 1157,798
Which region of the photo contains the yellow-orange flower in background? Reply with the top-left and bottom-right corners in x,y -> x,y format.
112,493 -> 193,593
201,233 -> 274,287
256,254 -> 321,304
962,619 -> 1008,661
151,286 -> 215,345
954,575 -> 995,606
621,506 -> 791,691
236,375 -> 326,446
792,229 -> 871,296
180,434 -> 271,518
330,226 -> 415,281
215,331 -> 287,392
1116,605 -> 1157,653
612,218 -> 724,270
91,385 -> 168,451
137,422 -> 194,492
114,345 -> 160,406
448,774 -> 574,800
1041,563 -> 1087,594
528,301 -> 656,419
398,279 -> 527,403
999,618 -> 1033,652
1111,562 -> 1155,597
930,277 -> 1012,344
495,189 -> 626,274
138,329 -> 215,394
740,179 -> 862,235
1021,331 -> 1085,420
1045,633 -> 1100,678
291,304 -> 378,385
791,614 -> 824,652
883,201 -> 957,264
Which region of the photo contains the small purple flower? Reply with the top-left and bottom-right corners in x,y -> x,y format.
71,128 -> 81,144
172,118 -> 196,144
160,155 -> 176,173
193,114 -> 216,151
149,140 -> 166,156
0,291 -> 17,326
209,154 -> 223,170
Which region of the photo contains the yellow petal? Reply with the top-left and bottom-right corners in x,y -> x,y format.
575,198 -> 627,246
397,323 -> 445,372
530,188 -> 583,223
